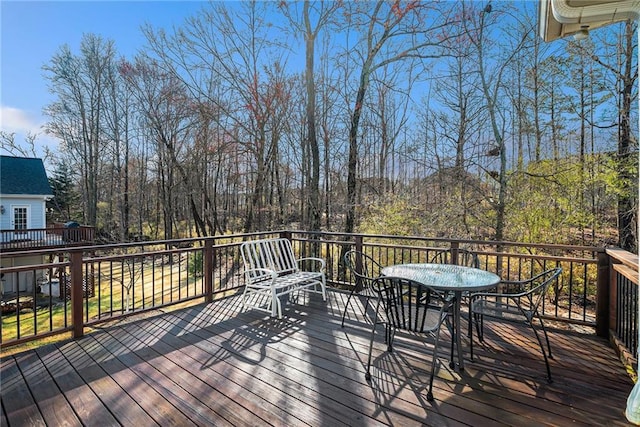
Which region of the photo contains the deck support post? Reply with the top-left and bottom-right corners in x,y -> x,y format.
204,238 -> 214,303
595,250 -> 610,338
354,236 -> 364,292
70,250 -> 84,338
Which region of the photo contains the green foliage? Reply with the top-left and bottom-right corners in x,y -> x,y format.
357,194 -> 424,237
48,161 -> 81,222
355,152 -> 622,247
602,153 -> 639,198
505,155 -> 617,245
188,250 -> 204,277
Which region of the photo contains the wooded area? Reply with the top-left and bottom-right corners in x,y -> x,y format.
2,1 -> 637,251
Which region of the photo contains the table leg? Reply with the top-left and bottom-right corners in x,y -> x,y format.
454,291 -> 464,371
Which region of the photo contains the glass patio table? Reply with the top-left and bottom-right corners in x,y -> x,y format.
381,263 -> 500,371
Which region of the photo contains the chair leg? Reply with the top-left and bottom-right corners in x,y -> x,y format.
241,286 -> 249,310
448,313 -> 455,369
341,287 -> 359,327
475,313 -> 484,342
427,327 -> 443,402
470,311 -> 485,361
365,322 -> 378,382
386,325 -> 396,352
529,322 -> 553,383
469,309 -> 474,360
272,288 -> 282,319
536,314 -> 553,359
320,276 -> 327,301
365,301 -> 383,381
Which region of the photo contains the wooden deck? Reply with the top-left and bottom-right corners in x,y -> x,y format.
1,290 -> 633,426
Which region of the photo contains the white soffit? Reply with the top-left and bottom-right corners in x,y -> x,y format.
539,0 -> 640,41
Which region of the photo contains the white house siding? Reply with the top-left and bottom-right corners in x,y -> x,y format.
0,254 -> 44,294
0,195 -> 48,230
0,195 -> 49,245
0,195 -> 50,294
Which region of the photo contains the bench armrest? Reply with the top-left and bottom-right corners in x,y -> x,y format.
244,267 -> 278,282
297,257 -> 326,271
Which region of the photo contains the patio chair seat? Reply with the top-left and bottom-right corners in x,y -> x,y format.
365,276 -> 455,401
469,267 -> 562,382
341,250 -> 382,327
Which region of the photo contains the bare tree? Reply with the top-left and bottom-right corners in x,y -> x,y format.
341,0 -> 455,234
143,1 -> 292,233
590,20 -> 638,252
119,58 -> 197,240
462,1 -> 530,244
0,132 -> 53,162
101,55 -> 135,240
279,1 -> 341,232
44,34 -> 116,227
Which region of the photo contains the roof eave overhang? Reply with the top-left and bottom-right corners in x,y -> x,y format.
0,194 -> 54,200
539,0 -> 640,42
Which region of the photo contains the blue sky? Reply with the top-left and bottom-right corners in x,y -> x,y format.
1,1 -> 207,152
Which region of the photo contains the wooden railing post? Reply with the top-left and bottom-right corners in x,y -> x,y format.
204,238 -> 214,303
354,236 -> 364,291
70,249 -> 84,339
280,231 -> 292,241
450,241 -> 460,265
596,250 -> 610,338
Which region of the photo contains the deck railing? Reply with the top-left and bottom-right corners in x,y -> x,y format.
0,225 -> 95,252
0,230 -> 636,368
606,248 -> 640,367
289,231 -> 603,325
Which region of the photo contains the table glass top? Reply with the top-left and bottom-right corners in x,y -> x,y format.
381,263 -> 500,292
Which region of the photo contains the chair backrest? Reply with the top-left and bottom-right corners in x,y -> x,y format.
344,250 -> 382,282
430,248 -> 479,268
506,267 -> 562,313
241,238 -> 298,284
372,276 -> 452,333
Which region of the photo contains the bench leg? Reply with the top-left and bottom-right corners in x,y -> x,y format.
272,287 -> 282,319
241,286 -> 249,311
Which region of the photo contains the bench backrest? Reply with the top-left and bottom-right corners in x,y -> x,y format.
241,238 -> 298,283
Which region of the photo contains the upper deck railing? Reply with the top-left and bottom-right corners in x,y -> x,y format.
0,230 -> 636,373
0,223 -> 95,252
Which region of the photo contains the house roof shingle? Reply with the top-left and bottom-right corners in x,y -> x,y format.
0,156 -> 53,196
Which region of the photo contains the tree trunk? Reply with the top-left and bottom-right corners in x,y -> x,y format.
617,20 -> 637,253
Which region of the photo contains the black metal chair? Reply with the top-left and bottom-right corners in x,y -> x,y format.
341,250 -> 382,327
429,248 -> 480,268
365,276 -> 455,401
468,267 -> 562,382
429,248 -> 481,342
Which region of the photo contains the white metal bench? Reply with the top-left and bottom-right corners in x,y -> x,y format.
240,238 -> 327,318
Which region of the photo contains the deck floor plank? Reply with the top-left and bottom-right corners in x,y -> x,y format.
1,290 -> 634,426
113,321 -> 319,427
78,333 -> 199,427
178,308 -> 432,426
93,329 -> 230,427
1,355 -> 46,427
59,338 -> 160,426
143,299 -> 391,426
199,296 -> 461,426
110,327 -> 266,427
16,350 -> 81,426
33,344 -> 119,426
289,295 -> 587,426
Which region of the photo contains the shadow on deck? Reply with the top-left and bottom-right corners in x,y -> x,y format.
1,290 -> 633,426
